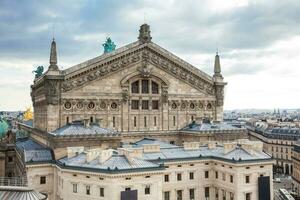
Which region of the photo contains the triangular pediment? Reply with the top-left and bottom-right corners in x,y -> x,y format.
61,41 -> 215,95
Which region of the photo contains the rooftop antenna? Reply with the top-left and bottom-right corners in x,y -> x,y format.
143,11 -> 147,24
52,23 -> 56,42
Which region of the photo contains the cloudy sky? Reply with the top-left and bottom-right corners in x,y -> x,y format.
0,0 -> 299,111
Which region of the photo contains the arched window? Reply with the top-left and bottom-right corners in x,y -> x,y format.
131,81 -> 139,93
152,81 -> 159,94
142,80 -> 149,93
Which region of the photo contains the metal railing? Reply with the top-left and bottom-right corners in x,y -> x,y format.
0,177 -> 28,187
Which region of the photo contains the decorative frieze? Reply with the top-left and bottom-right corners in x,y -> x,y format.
61,47 -> 215,96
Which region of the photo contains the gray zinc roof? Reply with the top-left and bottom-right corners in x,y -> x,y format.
16,138 -> 53,163
50,121 -> 118,137
0,187 -> 47,200
182,122 -> 242,132
130,138 -> 177,148
59,153 -> 159,171
140,145 -> 270,162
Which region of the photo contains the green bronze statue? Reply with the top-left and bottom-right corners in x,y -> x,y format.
102,37 -> 116,53
32,66 -> 44,78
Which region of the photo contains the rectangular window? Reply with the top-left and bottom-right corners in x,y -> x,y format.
205,187 -> 210,198
190,188 -> 195,200
230,192 -> 234,200
151,81 -> 159,94
215,171 -> 218,179
112,116 -> 116,127
73,183 -> 77,193
154,116 -> 157,126
152,100 -> 159,109
222,189 -> 226,200
8,156 -> 13,163
164,191 -> 170,200
100,187 -> 104,197
144,116 -> 147,127
205,171 -> 209,178
142,100 -> 149,110
131,100 -> 139,109
245,175 -> 250,183
189,172 -> 194,180
177,190 -> 183,200
142,80 -> 149,93
40,176 -> 46,184
230,175 -> 233,183
173,116 -> 176,126
134,116 -> 137,127
177,173 -> 182,181
145,186 -> 150,195
131,81 -> 139,93
164,174 -> 169,182
222,173 -> 226,181
86,185 -> 90,195
246,193 -> 251,200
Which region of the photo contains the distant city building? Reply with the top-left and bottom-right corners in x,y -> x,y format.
247,122 -> 300,175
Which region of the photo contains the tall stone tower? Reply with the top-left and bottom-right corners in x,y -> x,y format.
31,39 -> 63,131
213,52 -> 227,121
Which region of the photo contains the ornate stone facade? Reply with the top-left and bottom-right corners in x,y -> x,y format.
31,24 -> 226,133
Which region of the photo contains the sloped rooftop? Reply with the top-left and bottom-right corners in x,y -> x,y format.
50,121 -> 119,137
59,138 -> 272,173
181,121 -> 243,132
16,138 -> 53,163
59,153 -> 159,171
129,138 -> 177,149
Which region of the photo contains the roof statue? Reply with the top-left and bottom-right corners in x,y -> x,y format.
23,107 -> 33,121
138,23 -> 152,43
32,66 -> 44,79
102,37 -> 116,53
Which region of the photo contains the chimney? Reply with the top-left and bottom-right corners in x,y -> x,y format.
223,142 -> 236,154
183,142 -> 200,150
86,148 -> 102,162
99,149 -> 114,164
67,146 -> 84,158
208,141 -> 217,149
143,144 -> 160,153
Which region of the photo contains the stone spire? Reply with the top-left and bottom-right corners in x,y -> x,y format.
49,38 -> 59,71
213,52 -> 222,78
138,24 -> 152,43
